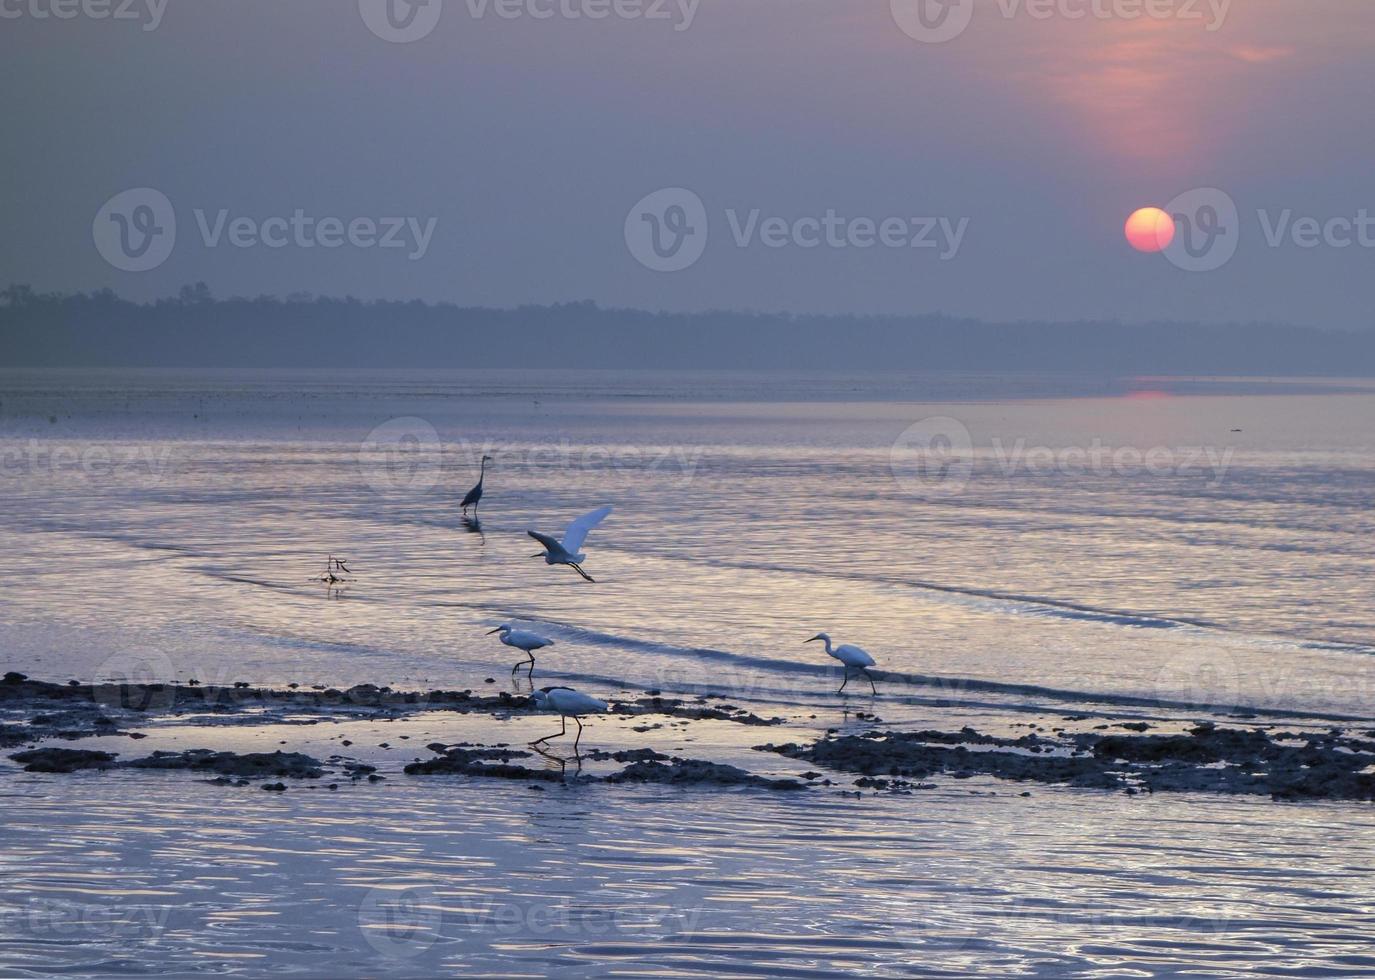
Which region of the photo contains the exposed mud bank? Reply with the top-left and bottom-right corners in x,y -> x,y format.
758,723 -> 1375,801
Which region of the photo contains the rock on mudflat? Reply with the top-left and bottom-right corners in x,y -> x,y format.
128,750 -> 324,779
11,748 -> 120,772
405,745 -> 567,781
9,747 -> 326,779
405,743 -> 805,790
604,758 -> 804,790
760,723 -> 1375,801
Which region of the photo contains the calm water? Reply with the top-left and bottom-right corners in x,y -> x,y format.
2,369 -> 1374,978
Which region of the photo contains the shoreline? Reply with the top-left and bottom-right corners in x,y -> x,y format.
6,672 -> 1374,803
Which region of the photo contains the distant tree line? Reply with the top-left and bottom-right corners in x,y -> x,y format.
2,284 -> 1372,374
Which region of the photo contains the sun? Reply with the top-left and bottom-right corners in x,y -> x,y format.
1125,207 -> 1176,253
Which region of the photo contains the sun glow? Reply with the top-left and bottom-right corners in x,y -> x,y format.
1124,206 -> 1175,252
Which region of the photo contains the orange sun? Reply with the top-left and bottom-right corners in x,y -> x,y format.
1125,206 -> 1176,253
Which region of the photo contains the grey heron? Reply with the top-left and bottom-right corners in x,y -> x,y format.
461,455 -> 493,516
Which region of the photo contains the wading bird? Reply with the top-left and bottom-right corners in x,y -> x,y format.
805,633 -> 878,695
487,623 -> 554,678
461,455 -> 494,517
527,505 -> 612,582
530,686 -> 608,751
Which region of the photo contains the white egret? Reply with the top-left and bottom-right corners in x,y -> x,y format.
461,455 -> 494,516
487,623 -> 554,678
527,505 -> 612,582
530,686 -> 609,750
805,633 -> 878,695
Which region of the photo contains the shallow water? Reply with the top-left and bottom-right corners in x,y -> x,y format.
4,766 -> 1375,979
2,369 -> 1374,977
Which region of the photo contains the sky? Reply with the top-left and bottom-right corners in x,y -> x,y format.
3,0 -> 1374,329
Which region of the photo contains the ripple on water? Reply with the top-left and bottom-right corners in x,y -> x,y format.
1,771 -> 1375,978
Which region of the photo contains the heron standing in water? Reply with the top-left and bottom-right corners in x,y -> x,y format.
461,455 -> 493,517
530,686 -> 608,750
487,623 -> 554,679
805,632 -> 879,695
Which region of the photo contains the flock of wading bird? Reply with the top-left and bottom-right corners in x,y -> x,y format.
456,457 -> 878,751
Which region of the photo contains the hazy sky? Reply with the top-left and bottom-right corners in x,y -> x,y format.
4,0 -> 1374,328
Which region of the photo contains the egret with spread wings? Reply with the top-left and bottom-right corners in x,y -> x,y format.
527,505 -> 612,582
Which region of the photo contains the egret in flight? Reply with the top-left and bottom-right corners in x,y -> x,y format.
530,686 -> 608,750
487,623 -> 554,678
461,455 -> 494,517
805,633 -> 878,695
528,505 -> 612,582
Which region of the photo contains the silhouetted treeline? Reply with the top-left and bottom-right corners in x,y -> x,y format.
2,284 -> 1373,374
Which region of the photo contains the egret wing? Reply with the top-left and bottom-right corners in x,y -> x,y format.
527,530 -> 564,555
560,505 -> 612,553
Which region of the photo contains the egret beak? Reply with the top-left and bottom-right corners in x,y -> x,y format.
486,628 -> 502,635
528,552 -> 545,559
804,635 -> 822,643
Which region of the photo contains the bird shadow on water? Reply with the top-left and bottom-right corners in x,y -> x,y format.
461,516 -> 485,543
529,743 -> 583,773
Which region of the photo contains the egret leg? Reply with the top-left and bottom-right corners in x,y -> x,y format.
862,667 -> 877,695
511,654 -> 534,675
531,715 -> 566,745
837,669 -> 851,695
572,716 -> 584,751
570,563 -> 596,583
